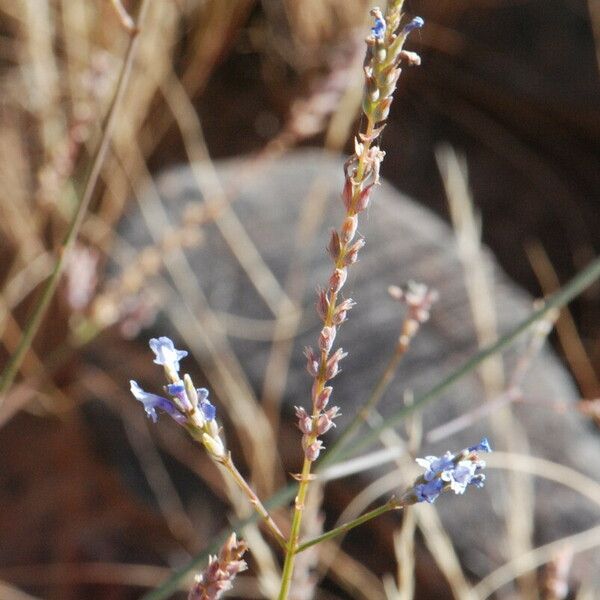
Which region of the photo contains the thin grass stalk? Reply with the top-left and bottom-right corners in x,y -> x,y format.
0,0 -> 151,398
295,501 -> 397,554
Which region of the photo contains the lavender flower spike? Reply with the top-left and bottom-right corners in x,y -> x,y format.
411,438 -> 491,504
130,380 -> 186,425
149,336 -> 188,373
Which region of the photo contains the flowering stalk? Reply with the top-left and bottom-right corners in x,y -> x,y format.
188,533 -> 248,600
130,337 -> 286,549
278,6 -> 425,599
296,439 -> 491,554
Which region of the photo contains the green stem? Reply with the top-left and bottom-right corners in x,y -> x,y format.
296,501 -> 398,554
277,456 -> 313,600
219,453 -> 287,550
0,0 -> 151,399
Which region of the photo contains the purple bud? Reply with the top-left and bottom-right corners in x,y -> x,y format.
354,184 -> 373,213
305,439 -> 325,462
341,215 -> 358,243
319,325 -> 337,354
315,288 -> 330,321
304,346 -> 320,378
315,386 -> 333,411
328,229 -> 341,261
403,16 -> 424,35
325,348 -> 348,380
316,413 -> 336,435
329,268 -> 347,293
295,406 -> 312,434
344,238 -> 365,266
333,298 -> 356,325
342,177 -> 353,211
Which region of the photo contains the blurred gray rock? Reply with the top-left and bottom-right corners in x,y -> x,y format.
121,149 -> 600,595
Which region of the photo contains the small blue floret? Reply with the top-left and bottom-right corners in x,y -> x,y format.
371,17 -> 386,39
403,16 -> 424,35
414,479 -> 443,503
130,380 -> 186,425
197,388 -> 216,421
469,437 -> 492,453
149,337 -> 188,372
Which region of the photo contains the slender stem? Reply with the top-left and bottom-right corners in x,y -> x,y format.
296,501 -> 398,554
0,0 -> 151,399
277,116 -> 377,600
277,457 -> 312,600
220,454 -> 287,550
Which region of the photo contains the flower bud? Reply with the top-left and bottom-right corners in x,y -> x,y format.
372,96 -> 393,123
295,406 -> 313,434
344,238 -> 365,265
333,298 -> 356,325
329,267 -> 347,293
304,440 -> 325,462
316,413 -> 336,435
202,432 -> 225,459
341,215 -> 358,243
354,184 -> 373,213
328,229 -> 341,261
342,176 -> 353,211
304,346 -> 320,377
315,386 -> 333,411
318,325 -> 337,354
315,288 -> 330,321
325,348 -> 348,380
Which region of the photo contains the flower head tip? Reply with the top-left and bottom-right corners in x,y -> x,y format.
149,336 -> 188,372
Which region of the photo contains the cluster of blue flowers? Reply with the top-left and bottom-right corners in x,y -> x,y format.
129,337 -> 216,425
413,438 -> 492,504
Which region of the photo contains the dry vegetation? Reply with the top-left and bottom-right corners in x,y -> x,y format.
0,1 -> 599,599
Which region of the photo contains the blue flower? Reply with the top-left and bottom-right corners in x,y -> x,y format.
371,17 -> 386,39
414,479 -> 444,503
167,381 -> 194,413
149,337 -> 188,372
197,387 -> 216,421
415,451 -> 454,481
469,437 -> 492,453
130,380 -> 186,425
443,460 -> 479,494
403,16 -> 424,35
413,439 -> 490,503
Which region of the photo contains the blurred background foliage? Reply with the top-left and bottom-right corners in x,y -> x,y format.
0,0 -> 598,598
